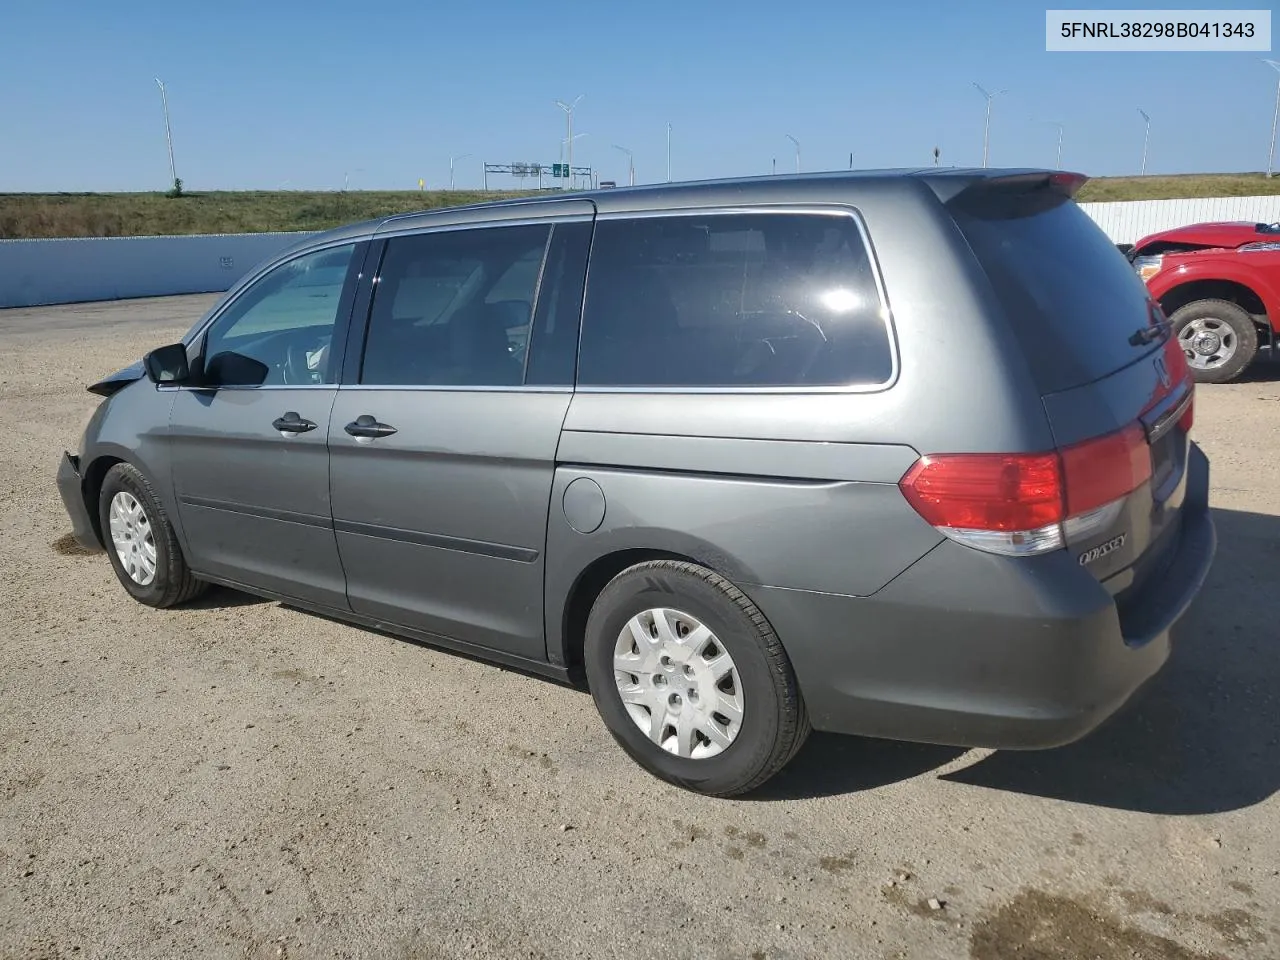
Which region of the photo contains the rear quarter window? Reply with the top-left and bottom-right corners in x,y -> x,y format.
577,212 -> 894,388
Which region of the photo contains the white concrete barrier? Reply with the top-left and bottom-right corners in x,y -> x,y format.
4,193 -> 1280,308
0,232 -> 317,308
1079,195 -> 1280,245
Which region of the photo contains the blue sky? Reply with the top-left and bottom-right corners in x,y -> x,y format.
0,0 -> 1276,191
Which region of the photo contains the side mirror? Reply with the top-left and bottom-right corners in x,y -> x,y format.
143,343 -> 191,385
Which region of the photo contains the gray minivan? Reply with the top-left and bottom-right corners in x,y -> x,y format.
57,169 -> 1216,796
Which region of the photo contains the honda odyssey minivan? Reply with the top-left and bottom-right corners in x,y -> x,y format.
57,169 -> 1216,796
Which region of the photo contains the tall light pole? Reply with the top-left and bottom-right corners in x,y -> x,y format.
612,144 -> 635,186
666,122 -> 672,182
1035,120 -> 1064,168
973,82 -> 1006,168
154,77 -> 178,191
561,134 -> 588,188
785,134 -> 801,173
449,153 -> 471,191
554,95 -> 584,191
1265,60 -> 1280,178
1138,108 -> 1151,175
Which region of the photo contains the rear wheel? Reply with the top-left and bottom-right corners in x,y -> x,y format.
583,560 -> 810,797
98,462 -> 207,608
1168,299 -> 1258,384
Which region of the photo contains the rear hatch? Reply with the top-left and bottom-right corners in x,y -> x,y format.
945,173 -> 1195,608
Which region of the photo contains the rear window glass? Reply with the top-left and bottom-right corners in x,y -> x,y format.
578,213 -> 893,388
951,194 -> 1162,394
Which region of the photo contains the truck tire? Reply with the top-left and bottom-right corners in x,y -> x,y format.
1168,299 -> 1258,384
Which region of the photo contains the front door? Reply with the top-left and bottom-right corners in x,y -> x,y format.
169,242 -> 364,608
328,213 -> 592,660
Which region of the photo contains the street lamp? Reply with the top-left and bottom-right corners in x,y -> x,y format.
449,153 -> 472,191
785,134 -> 801,173
612,144 -> 635,186
560,134 -> 588,188
1035,120 -> 1065,168
554,95 -> 584,191
154,77 -> 178,191
1138,108 -> 1151,175
973,83 -> 1006,168
666,122 -> 672,182
1265,60 -> 1280,178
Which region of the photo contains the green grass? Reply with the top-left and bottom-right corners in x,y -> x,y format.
1073,173 -> 1280,203
0,190 -> 537,240
4,173 -> 1280,239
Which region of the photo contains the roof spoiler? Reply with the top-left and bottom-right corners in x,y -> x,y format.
927,170 -> 1089,205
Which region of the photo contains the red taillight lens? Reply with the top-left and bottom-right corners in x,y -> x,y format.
901,424 -> 1155,556
899,453 -> 1063,532
1060,423 -> 1152,516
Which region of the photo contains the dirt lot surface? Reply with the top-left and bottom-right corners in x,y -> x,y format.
2,295 -> 1279,960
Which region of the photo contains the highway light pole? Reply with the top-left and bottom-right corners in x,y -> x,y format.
666,122 -> 672,182
154,77 -> 178,191
973,82 -> 1006,168
785,134 -> 800,173
449,153 -> 471,191
612,144 -> 635,186
1138,108 -> 1151,175
1035,120 -> 1064,168
554,96 -> 584,190
1266,60 -> 1280,178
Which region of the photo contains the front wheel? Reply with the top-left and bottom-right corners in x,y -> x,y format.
1168,299 -> 1259,384
584,560 -> 810,797
98,462 -> 207,608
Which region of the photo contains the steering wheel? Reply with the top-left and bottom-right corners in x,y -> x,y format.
281,336 -> 329,386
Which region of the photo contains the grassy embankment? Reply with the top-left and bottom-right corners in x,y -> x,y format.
4,173 -> 1280,239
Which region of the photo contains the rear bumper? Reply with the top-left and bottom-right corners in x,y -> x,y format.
56,452 -> 102,551
749,443 -> 1216,750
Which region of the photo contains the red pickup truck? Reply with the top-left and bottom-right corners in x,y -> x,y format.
1126,220 -> 1280,382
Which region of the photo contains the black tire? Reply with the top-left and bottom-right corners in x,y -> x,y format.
1168,298 -> 1259,384
98,462 -> 207,608
583,560 -> 810,797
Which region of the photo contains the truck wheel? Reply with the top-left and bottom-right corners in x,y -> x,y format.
1169,299 -> 1259,384
583,560 -> 810,797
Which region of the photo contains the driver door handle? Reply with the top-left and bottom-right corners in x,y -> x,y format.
344,414 -> 398,439
272,411 -> 317,434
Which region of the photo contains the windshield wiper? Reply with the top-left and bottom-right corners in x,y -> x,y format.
1128,324 -> 1165,346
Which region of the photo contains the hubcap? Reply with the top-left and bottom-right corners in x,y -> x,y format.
108,491 -> 157,586
1178,317 -> 1236,371
613,608 -> 744,759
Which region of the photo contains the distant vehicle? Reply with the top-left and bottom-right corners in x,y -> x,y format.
1128,220 -> 1280,382
598,180 -> 617,189
57,169 -> 1214,796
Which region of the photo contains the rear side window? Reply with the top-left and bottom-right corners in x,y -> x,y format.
950,192 -> 1161,394
578,212 -> 893,388
360,224 -> 549,387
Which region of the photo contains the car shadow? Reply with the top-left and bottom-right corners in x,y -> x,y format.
1233,347 -> 1280,382
748,735 -> 965,801
938,505 -> 1279,815
185,584 -> 271,609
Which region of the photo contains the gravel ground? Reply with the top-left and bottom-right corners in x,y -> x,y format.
2,295 -> 1279,960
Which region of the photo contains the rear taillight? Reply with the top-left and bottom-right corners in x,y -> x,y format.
899,425 -> 1152,558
